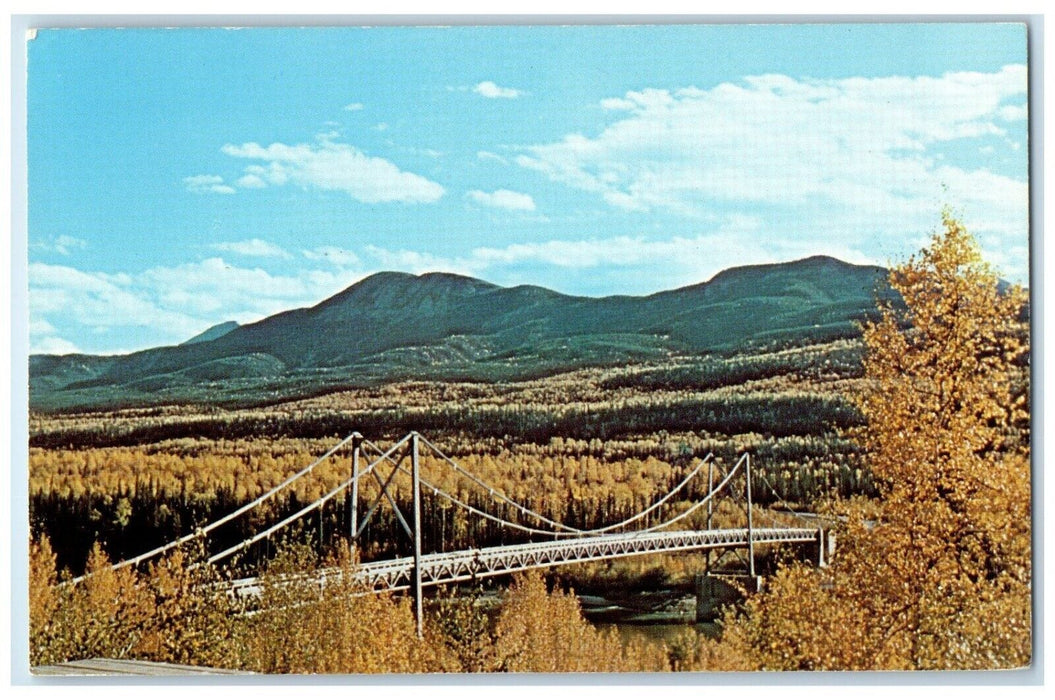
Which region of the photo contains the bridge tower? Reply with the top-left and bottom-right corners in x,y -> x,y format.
697,453 -> 761,621
347,431 -> 427,638
745,452 -> 756,578
349,433 -> 362,549
411,432 -> 424,639
695,453 -> 831,621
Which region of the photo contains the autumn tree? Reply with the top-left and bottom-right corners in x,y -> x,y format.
431,585 -> 500,672
491,571 -> 668,672
28,537 -> 61,666
234,543 -> 446,673
29,540 -> 152,666
706,213 -> 1031,670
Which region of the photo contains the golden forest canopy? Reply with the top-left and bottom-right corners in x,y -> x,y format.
711,213 -> 1031,670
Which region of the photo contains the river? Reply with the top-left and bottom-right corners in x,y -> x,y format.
578,589 -> 721,645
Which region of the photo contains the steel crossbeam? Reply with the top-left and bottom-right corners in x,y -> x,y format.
226,527 -> 820,598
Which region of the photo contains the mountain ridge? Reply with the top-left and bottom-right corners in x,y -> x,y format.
181,320 -> 241,346
30,255 -> 895,411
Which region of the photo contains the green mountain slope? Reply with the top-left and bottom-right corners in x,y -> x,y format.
181,321 -> 240,346
29,256 -> 894,411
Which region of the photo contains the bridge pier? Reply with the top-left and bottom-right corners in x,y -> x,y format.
695,529 -> 834,622
815,528 -> 835,568
695,573 -> 762,622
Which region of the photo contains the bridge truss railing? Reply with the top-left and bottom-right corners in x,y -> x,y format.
226,527 -> 823,600
78,429 -> 822,637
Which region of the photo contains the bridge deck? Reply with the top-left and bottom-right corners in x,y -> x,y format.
228,527 -> 821,597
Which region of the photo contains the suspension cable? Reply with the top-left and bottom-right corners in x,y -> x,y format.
72,432 -> 361,583
359,437 -> 578,536
405,448 -> 742,539
373,447 -> 737,540
755,468 -> 815,526
400,435 -> 585,533
410,435 -> 717,535
577,454 -> 713,534
391,462 -> 586,537
204,436 -> 410,566
638,454 -> 745,533
718,456 -> 789,530
719,456 -> 798,531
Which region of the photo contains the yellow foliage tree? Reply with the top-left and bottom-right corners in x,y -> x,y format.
855,212 -> 1030,668
233,543 -> 446,673
28,537 -> 60,666
30,540 -> 152,666
135,548 -> 236,668
705,213 -> 1031,670
491,571 -> 668,672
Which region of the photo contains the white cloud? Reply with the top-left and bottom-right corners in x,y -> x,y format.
466,189 -> 537,212
361,245 -> 474,277
998,104 -> 1027,121
29,262 -> 204,342
33,234 -> 87,256
222,136 -> 445,203
29,253 -> 378,353
211,238 -> 291,258
351,210 -> 870,289
184,174 -> 236,195
516,66 -> 1029,278
463,226 -> 874,283
137,258 -> 324,318
600,97 -> 636,111
344,102 -> 364,111
473,81 -> 523,99
29,318 -> 83,354
29,318 -> 57,336
236,173 -> 267,189
27,236 -> 586,353
399,145 -> 446,159
477,150 -> 509,165
31,335 -> 82,355
303,246 -> 361,266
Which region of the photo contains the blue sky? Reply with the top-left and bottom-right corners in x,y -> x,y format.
27,24 -> 1029,355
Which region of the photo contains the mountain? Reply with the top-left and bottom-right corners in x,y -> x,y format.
181,321 -> 240,346
29,256 -> 894,411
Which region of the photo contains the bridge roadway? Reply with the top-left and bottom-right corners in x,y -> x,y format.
227,527 -> 823,598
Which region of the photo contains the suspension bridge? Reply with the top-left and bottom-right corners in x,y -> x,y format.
81,431 -> 830,637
